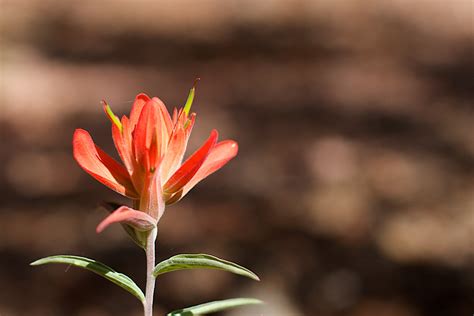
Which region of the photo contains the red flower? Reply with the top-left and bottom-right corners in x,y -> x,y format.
73,88 -> 238,234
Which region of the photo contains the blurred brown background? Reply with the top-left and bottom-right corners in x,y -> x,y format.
1,0 -> 473,315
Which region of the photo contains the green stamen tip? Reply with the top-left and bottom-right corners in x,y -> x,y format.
104,102 -> 123,132
183,78 -> 200,116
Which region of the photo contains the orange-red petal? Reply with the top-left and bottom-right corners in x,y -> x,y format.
73,129 -> 138,198
163,129 -> 218,194
133,100 -> 160,171
139,167 -> 165,221
180,140 -> 238,197
130,93 -> 151,128
160,123 -> 187,184
112,116 -> 134,173
96,206 -> 157,233
153,97 -> 173,137
154,99 -> 172,158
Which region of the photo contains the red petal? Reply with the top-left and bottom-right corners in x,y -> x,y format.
73,129 -> 138,198
129,93 -> 151,128
132,100 -> 160,171
160,124 -> 187,184
96,206 -> 157,233
165,189 -> 183,205
138,167 -> 165,221
153,97 -> 173,136
112,116 -> 134,173
154,98 -> 173,158
163,129 -> 218,194
180,140 -> 238,197
172,108 -> 178,125
161,112 -> 196,184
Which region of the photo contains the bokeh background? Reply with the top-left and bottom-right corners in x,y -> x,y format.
1,0 -> 473,315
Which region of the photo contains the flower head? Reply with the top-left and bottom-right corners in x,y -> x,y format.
73,86 -> 238,237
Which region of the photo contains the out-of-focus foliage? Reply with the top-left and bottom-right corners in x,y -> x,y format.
1,1 -> 472,315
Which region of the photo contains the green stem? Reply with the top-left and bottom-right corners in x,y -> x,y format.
144,229 -> 157,316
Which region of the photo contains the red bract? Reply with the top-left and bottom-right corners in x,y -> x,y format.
73,92 -> 238,233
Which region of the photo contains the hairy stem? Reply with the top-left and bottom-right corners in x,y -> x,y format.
144,229 -> 157,316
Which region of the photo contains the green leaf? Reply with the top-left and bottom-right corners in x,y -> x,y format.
167,298 -> 263,315
153,253 -> 260,281
30,255 -> 145,303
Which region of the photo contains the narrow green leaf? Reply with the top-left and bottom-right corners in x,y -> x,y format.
153,253 -> 260,281
31,255 -> 145,303
167,298 -> 263,315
